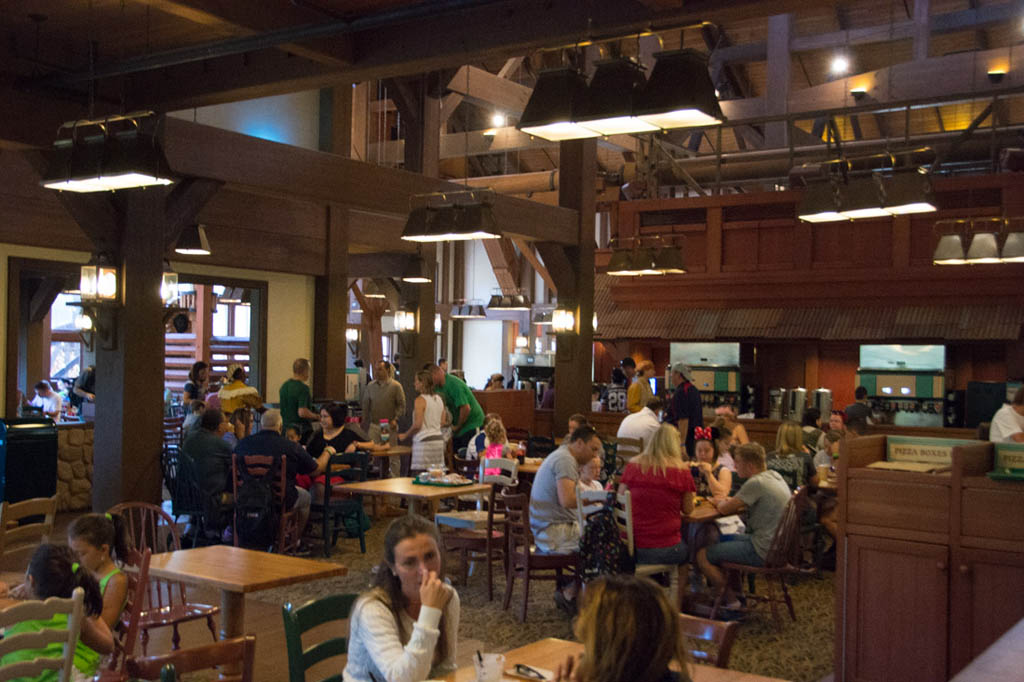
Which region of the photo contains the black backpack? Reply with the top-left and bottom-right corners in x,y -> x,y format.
234,459 -> 280,550
579,493 -> 635,582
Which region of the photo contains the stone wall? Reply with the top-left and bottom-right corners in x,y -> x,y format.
56,424 -> 93,511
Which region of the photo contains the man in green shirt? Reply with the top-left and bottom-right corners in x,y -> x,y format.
429,364 -> 484,450
279,358 -> 319,435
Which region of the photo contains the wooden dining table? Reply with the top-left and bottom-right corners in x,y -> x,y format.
335,477 -> 492,518
442,637 -> 789,681
147,544 -> 345,671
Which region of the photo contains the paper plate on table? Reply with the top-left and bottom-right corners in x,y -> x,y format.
505,665 -> 554,680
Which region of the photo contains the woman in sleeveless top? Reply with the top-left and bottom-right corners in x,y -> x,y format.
693,426 -> 732,498
400,370 -> 449,472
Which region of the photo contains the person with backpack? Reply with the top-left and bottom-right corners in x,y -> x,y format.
234,408 -> 326,552
618,423 -> 695,605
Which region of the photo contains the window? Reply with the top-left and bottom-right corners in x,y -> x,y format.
50,341 -> 81,379
213,303 -> 229,337
50,293 -> 81,331
234,304 -> 251,337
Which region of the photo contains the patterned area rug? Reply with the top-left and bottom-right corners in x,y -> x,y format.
254,518 -> 835,682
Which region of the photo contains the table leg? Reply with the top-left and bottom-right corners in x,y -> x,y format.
219,590 -> 245,675
408,499 -> 419,515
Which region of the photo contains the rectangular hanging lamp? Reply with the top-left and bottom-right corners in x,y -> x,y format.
576,58 -> 660,136
634,50 -> 724,129
41,114 -> 175,193
517,67 -> 600,141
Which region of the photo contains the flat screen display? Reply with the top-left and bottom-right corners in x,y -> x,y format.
859,344 -> 945,371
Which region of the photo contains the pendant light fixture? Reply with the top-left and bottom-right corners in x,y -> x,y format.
401,191 -> 501,242
400,255 -> 432,283
576,58 -> 660,136
41,112 -> 175,193
965,231 -> 1001,264
797,181 -> 845,223
634,49 -> 723,129
838,175 -> 890,219
1001,231 -> 1024,262
880,171 -> 937,215
362,279 -> 386,299
932,234 -> 967,265
174,224 -> 211,255
517,67 -> 600,141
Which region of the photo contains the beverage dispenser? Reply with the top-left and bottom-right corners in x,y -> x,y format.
768,388 -> 787,421
812,388 -> 832,419
787,388 -> 807,423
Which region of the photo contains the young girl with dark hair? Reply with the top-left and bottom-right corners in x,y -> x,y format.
68,512 -> 131,631
343,515 -> 459,682
0,544 -> 114,681
693,426 -> 733,498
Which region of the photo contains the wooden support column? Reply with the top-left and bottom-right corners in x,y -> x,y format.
765,14 -> 791,148
313,206 -> 349,398
391,74 -> 440,427
92,191 -> 168,510
913,0 -> 930,61
706,207 -> 723,275
550,138 -> 596,431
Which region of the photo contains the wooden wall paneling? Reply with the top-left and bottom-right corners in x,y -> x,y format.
720,224 -> 759,271
756,223 -> 797,270
819,341 -> 860,409
892,214 -> 912,269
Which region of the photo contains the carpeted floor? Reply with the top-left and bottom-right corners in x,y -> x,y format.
255,517 -> 835,682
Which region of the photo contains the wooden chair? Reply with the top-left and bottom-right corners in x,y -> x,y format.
440,458 -> 517,601
576,487 -> 679,607
125,634 -> 256,682
505,427 -> 530,443
0,495 -> 56,564
0,587 -> 84,682
710,486 -> 811,628
315,451 -> 370,556
678,613 -> 740,668
170,452 -> 211,548
281,593 -> 358,682
106,547 -> 152,675
450,455 -> 482,511
605,435 -> 643,461
501,491 -> 578,623
231,453 -> 300,554
108,502 -> 219,654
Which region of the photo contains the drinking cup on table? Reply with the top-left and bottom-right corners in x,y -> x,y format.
428,468 -> 444,480
816,464 -> 831,483
474,653 -> 505,682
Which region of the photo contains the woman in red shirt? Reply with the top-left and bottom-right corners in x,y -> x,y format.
619,423 -> 696,602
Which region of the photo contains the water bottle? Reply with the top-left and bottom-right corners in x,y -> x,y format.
379,418 -> 390,445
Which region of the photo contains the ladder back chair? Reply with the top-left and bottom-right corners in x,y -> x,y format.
0,495 -> 57,566
231,453 -> 300,554
108,502 -> 219,654
0,587 -> 84,682
439,458 -> 518,600
106,547 -> 151,675
500,491 -> 578,623
315,451 -> 370,556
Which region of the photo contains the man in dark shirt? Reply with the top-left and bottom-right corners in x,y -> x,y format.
234,408 -> 322,538
844,386 -> 873,423
182,407 -> 234,535
667,362 -> 703,459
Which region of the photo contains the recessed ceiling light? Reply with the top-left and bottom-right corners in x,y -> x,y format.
830,55 -> 850,76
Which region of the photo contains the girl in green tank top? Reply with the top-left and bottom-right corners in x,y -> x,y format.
0,544 -> 113,681
68,513 -> 130,632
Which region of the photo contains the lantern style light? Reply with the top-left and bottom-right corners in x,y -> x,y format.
161,262 -> 179,305
552,307 -> 575,333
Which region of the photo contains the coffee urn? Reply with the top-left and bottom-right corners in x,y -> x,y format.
768,388 -> 787,420
812,388 -> 833,419
787,387 -> 807,423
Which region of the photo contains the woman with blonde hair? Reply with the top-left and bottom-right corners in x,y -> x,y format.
399,370 -> 449,472
767,420 -> 819,491
618,424 -> 695,597
555,574 -> 692,682
626,360 -> 655,413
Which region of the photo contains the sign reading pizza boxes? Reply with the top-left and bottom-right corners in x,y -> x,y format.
989,443 -> 1024,482
873,435 -> 980,473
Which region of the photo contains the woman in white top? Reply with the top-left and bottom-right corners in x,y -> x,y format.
344,515 -> 460,682
399,370 -> 449,472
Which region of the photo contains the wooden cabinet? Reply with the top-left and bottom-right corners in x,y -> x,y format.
836,437 -> 1024,681
844,535 -> 949,682
949,548 -> 1024,674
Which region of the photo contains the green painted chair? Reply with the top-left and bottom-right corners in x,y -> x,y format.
282,593 -> 359,682
313,451 -> 370,557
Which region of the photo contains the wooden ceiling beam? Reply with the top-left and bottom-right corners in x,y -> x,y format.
482,238 -> 521,293
512,237 -> 557,294
369,128 -> 635,163
445,65 -> 532,114
160,117 -> 579,245
146,0 -> 353,67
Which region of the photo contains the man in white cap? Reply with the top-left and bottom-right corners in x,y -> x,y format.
666,362 -> 702,458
